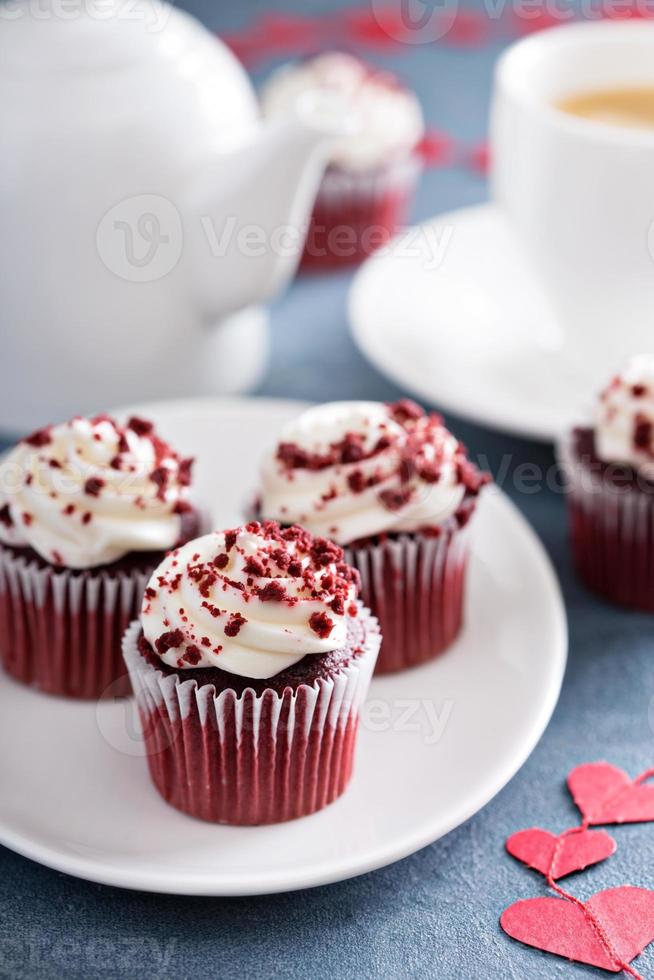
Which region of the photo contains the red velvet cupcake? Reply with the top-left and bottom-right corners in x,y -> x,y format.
559,356 -> 654,611
261,53 -> 424,270
259,400 -> 490,673
122,521 -> 380,825
0,414 -> 197,698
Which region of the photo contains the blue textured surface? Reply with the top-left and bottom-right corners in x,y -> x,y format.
2,3 -> 654,978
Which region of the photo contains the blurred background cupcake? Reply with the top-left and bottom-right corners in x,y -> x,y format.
260,52 -> 424,271
559,355 -> 654,612
259,399 -> 490,673
0,414 -> 198,698
123,520 -> 380,825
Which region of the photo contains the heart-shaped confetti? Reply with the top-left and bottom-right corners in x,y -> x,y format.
568,763 -> 654,825
501,887 -> 654,972
506,827 -> 616,879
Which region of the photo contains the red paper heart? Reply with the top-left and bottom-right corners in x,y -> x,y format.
569,763 -> 654,825
506,827 -> 616,879
501,886 -> 654,971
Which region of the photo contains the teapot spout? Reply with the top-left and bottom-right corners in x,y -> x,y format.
184,108 -> 347,319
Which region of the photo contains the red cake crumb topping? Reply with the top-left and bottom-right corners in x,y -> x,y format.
13,415 -> 193,539
379,487 -> 413,511
127,416 -> 154,436
457,459 -> 491,493
201,600 -> 222,618
23,426 -> 52,448
155,629 -> 184,654
149,466 -> 169,499
224,613 -> 247,637
272,401 -> 489,523
179,458 -> 194,487
143,521 -> 361,669
0,504 -> 12,528
244,556 -> 265,576
258,580 -> 287,602
182,645 -> 201,666
309,611 -> 334,639
84,477 -> 105,497
389,398 -> 424,423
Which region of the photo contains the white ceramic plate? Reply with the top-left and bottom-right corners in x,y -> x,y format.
0,397 -> 567,895
349,203 -> 598,443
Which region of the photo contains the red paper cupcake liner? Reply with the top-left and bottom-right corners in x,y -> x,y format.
0,545 -> 151,699
301,153 -> 421,271
121,606 -> 380,826
345,522 -> 471,674
559,438 -> 654,611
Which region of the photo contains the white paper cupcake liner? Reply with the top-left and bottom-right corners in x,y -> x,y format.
558,433 -> 654,610
301,152 -> 422,269
345,521 -> 472,674
0,544 -> 150,698
122,603 -> 381,825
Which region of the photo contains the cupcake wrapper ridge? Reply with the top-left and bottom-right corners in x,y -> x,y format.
0,546 -> 150,698
301,153 -> 421,270
346,523 -> 471,674
122,606 -> 380,826
559,437 -> 654,611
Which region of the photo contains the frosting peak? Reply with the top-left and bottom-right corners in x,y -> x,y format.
261,52 -> 424,171
260,400 -> 487,545
141,521 -> 360,678
595,356 -> 654,477
0,415 -> 193,568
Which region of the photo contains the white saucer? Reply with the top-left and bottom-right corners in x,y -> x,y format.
349,203 -> 595,442
0,397 -> 567,895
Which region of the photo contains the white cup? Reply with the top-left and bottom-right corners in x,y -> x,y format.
491,21 -> 654,375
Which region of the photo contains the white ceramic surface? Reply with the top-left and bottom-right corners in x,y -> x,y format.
349,203 -> 600,442
0,397 -> 567,895
0,0 -> 343,431
492,21 -> 654,375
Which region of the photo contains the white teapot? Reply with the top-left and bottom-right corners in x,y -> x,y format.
0,0 -> 341,432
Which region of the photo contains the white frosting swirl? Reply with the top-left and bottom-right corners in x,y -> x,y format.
595,355 -> 654,477
141,523 -> 359,679
0,415 -> 192,568
260,401 -> 481,545
261,52 -> 424,171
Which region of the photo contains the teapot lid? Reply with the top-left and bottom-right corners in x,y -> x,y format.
0,0 -> 220,72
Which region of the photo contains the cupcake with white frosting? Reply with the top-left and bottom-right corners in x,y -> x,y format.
260,52 -> 424,270
0,414 -> 198,697
259,400 -> 490,673
122,521 -> 380,824
559,356 -> 654,611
